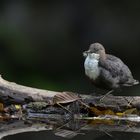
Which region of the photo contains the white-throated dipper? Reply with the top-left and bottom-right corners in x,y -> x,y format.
83,43 -> 139,90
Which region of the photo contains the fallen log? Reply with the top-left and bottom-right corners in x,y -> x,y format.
0,75 -> 140,139
0,75 -> 80,105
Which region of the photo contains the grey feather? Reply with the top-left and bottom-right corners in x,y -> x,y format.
99,54 -> 139,88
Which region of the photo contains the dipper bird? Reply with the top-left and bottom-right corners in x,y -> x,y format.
83,43 -> 139,91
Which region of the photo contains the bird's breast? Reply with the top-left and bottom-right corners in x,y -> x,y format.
84,57 -> 100,80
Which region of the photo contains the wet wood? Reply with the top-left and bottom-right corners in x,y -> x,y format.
0,75 -> 140,108
81,94 -> 140,111
0,121 -> 51,139
0,75 -> 79,105
0,75 -> 140,139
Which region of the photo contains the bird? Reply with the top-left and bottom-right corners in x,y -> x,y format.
83,43 -> 139,92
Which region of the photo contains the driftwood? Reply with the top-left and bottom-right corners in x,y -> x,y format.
0,75 -> 79,105
0,75 -> 140,139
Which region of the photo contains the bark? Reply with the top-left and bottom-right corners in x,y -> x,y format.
0,75 -> 79,105
0,75 -> 140,139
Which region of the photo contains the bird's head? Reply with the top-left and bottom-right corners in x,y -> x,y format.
83,43 -> 106,60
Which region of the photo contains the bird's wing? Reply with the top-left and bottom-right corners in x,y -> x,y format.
99,54 -> 133,84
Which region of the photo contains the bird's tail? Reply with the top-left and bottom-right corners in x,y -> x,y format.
123,79 -> 139,87
133,79 -> 139,85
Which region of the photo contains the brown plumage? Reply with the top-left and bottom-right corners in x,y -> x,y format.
83,43 -> 139,90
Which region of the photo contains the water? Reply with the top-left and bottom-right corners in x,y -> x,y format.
3,87 -> 140,140
4,131 -> 140,140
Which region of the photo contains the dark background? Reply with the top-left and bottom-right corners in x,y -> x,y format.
0,0 -> 140,140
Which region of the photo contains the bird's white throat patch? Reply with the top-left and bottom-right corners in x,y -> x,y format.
84,53 -> 100,80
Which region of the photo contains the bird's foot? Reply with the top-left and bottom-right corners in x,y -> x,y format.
99,90 -> 114,102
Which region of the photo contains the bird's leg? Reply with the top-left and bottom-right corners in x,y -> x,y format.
100,90 -> 114,102
105,89 -> 114,95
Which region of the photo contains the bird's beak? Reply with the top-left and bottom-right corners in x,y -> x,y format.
83,50 -> 91,57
